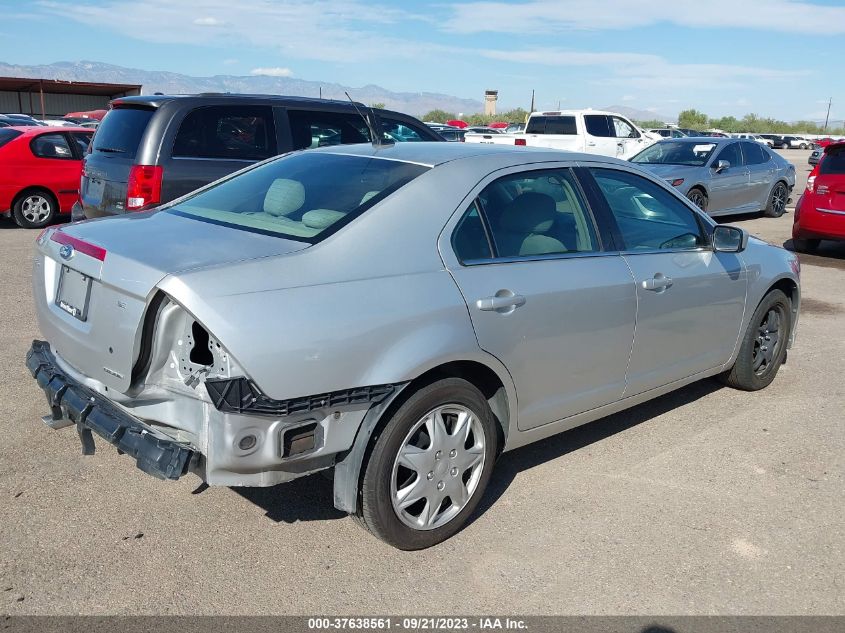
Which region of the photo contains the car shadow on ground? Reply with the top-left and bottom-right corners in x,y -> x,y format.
234,378 -> 724,526
783,238 -> 845,271
468,378 -> 724,526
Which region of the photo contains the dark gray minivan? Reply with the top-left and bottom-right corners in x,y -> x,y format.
78,94 -> 442,219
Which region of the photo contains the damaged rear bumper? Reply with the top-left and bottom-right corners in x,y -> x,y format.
26,339 -> 195,480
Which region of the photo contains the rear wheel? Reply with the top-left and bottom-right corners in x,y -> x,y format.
356,378 -> 498,550
686,188 -> 708,211
764,182 -> 788,218
719,289 -> 791,391
792,237 -> 820,252
13,189 -> 58,229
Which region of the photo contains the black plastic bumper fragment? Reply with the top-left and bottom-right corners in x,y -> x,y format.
26,340 -> 195,480
205,376 -> 395,417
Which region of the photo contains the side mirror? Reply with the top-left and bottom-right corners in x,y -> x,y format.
713,225 -> 748,253
714,159 -> 730,173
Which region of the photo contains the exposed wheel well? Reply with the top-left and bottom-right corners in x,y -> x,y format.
404,361 -> 509,449
12,186 -> 58,210
767,277 -> 799,342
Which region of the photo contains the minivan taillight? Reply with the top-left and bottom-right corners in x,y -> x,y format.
126,165 -> 163,211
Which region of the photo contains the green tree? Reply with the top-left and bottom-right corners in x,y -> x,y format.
634,119 -> 665,130
370,102 -> 386,110
678,109 -> 709,130
421,109 -> 456,123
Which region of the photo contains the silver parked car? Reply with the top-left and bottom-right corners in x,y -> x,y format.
28,143 -> 801,549
631,137 -> 796,217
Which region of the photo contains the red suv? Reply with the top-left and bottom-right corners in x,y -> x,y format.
792,141 -> 845,251
0,126 -> 93,228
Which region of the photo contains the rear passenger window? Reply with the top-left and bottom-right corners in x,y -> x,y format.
545,116 -> 577,135
452,202 -> 493,262
741,141 -> 769,165
477,169 -> 599,259
585,115 -> 613,137
380,118 -> 436,142
820,149 -> 845,174
525,116 -> 547,134
30,133 -> 73,159
173,106 -> 275,160
287,110 -> 370,151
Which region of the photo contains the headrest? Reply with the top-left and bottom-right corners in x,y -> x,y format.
499,192 -> 557,233
302,208 -> 346,230
263,179 -> 305,217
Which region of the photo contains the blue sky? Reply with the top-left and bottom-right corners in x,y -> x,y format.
1,0 -> 843,121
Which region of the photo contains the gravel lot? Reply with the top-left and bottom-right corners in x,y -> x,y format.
1,149 -> 842,615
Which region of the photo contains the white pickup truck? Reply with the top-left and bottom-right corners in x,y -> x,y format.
464,109 -> 660,159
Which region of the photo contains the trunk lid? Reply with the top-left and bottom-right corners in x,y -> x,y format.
34,211 -> 309,393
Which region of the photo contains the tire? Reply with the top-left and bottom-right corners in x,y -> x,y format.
764,182 -> 788,218
719,289 -> 791,391
13,189 -> 58,229
686,188 -> 708,211
799,144 -> 808,150
792,237 -> 820,252
356,377 -> 499,550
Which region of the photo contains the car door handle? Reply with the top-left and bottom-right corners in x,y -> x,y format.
642,275 -> 673,291
476,294 -> 526,311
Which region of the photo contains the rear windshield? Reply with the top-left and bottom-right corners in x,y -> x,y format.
91,107 -> 154,158
820,149 -> 845,175
0,128 -> 23,149
169,152 -> 429,242
631,141 -> 717,166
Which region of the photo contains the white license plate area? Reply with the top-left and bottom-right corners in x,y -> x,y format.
55,265 -> 92,322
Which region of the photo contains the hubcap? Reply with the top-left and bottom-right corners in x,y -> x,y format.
21,195 -> 51,223
752,306 -> 784,376
391,404 -> 485,531
772,185 -> 787,214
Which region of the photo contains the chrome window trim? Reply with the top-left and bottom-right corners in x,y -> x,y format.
459,249 -> 621,267
170,156 -> 259,163
817,207 -> 845,216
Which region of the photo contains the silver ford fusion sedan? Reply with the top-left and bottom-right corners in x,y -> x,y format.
28,142 -> 800,550
631,137 -> 796,217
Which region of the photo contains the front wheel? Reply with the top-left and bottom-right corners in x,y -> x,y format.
686,188 -> 708,211
764,182 -> 788,217
357,378 -> 499,550
719,289 -> 791,391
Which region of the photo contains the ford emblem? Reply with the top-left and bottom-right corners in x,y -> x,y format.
59,244 -> 74,260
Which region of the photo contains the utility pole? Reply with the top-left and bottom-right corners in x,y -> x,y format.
529,89 -> 535,113
823,97 -> 832,133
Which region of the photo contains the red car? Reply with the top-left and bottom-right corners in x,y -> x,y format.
0,126 -> 93,228
792,141 -> 845,251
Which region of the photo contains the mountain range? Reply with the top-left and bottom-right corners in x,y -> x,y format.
0,60 -> 483,117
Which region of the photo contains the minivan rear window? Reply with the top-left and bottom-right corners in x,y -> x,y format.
92,107 -> 154,158
170,152 -> 429,243
0,128 -> 23,149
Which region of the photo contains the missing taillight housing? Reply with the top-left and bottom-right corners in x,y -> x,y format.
126,165 -> 163,210
807,176 -> 815,192
189,321 -> 214,366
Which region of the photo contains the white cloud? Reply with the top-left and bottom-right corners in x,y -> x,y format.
37,0 -> 441,64
443,0 -> 845,36
193,16 -> 224,26
250,66 -> 293,77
